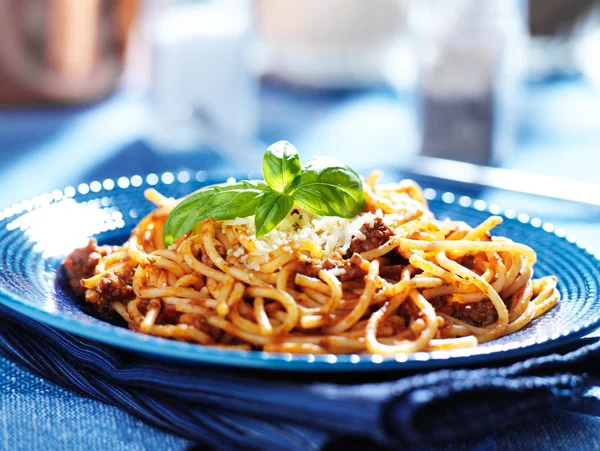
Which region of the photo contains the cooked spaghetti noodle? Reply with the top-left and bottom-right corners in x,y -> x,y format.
64,173 -> 559,355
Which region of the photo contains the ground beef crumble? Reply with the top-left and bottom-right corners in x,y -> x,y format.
323,253 -> 369,281
349,217 -> 393,254
431,297 -> 498,327
297,253 -> 369,282
62,239 -> 115,296
96,266 -> 134,302
379,264 -> 404,279
63,239 -> 135,313
200,243 -> 227,268
162,303 -> 181,324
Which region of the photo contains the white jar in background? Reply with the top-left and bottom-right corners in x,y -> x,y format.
255,0 -> 408,88
147,0 -> 258,155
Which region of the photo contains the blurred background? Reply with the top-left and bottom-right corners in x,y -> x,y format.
0,0 -> 599,246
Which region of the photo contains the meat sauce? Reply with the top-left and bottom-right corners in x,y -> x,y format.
64,221 -> 498,328
62,239 -> 114,296
63,239 -> 134,314
349,217 -> 393,254
431,297 -> 498,327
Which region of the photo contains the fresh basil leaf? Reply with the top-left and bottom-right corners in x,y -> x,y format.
163,142 -> 367,244
254,192 -> 294,238
292,157 -> 366,218
163,180 -> 268,245
262,141 -> 302,194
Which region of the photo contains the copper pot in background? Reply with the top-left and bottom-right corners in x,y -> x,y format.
0,0 -> 140,104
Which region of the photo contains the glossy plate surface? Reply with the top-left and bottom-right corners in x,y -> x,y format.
1,171 -> 599,371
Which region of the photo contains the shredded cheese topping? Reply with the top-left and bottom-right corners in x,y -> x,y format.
222,204 -> 418,267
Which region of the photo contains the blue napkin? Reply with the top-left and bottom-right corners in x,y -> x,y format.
1,302 -> 598,451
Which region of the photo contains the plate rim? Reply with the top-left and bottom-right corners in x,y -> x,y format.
1,171 -> 600,372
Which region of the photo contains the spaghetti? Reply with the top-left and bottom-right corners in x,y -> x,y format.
64,173 -> 559,355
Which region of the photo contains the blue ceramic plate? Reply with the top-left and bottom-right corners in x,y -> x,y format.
1,171 -> 599,372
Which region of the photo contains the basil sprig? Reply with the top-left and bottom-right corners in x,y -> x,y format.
163,181 -> 267,246
262,140 -> 302,194
293,157 -> 366,217
163,141 -> 366,244
254,191 -> 295,237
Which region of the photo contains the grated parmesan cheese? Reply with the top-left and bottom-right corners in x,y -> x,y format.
219,194 -> 426,268
224,211 -> 376,263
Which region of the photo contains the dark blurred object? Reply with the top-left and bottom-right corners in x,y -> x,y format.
411,0 -> 527,166
0,0 -> 140,104
529,0 -> 597,36
527,0 -> 600,80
